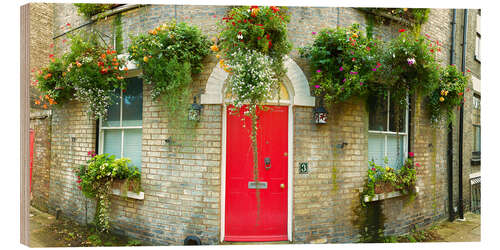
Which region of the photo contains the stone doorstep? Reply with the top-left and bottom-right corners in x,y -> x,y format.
222,241 -> 290,245
364,187 -> 420,203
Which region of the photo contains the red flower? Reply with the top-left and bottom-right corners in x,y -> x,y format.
371,167 -> 376,171
409,152 -> 414,157
66,23 -> 71,26
458,92 -> 463,96
250,5 -> 259,10
467,69 -> 471,73
76,179 -> 81,184
366,46 -> 371,51
399,29 -> 406,33
78,186 -> 82,190
266,34 -> 270,40
232,22 -> 235,26
106,49 -> 111,55
49,43 -> 54,48
271,6 -> 280,13
415,163 -> 421,168
49,54 -> 54,58
268,41 -> 272,48
257,36 -> 261,40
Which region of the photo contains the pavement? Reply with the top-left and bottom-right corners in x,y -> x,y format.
29,206 -> 480,246
432,212 -> 481,242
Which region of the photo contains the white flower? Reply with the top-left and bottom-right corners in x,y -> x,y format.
237,34 -> 243,40
407,57 -> 416,66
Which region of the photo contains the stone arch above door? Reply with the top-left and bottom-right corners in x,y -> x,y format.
200,56 -> 315,106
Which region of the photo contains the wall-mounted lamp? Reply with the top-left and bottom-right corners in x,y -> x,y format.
313,104 -> 328,124
188,96 -> 203,122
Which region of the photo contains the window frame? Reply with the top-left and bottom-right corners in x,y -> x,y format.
98,70 -> 143,167
367,93 -> 409,168
475,12 -> 481,62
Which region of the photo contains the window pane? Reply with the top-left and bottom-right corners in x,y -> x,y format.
474,126 -> 481,152
368,134 -> 386,167
123,129 -> 142,169
103,130 -> 122,158
122,77 -> 143,126
386,135 -> 405,169
368,95 -> 387,131
389,99 -> 406,133
102,88 -> 121,127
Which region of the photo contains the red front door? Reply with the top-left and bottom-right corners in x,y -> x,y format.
225,105 -> 288,242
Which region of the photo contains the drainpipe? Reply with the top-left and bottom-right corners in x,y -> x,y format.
447,9 -> 457,222
458,9 -> 468,220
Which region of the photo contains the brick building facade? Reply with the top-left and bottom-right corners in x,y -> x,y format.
28,3 -> 481,245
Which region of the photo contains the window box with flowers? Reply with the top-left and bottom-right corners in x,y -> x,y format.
362,153 -> 420,205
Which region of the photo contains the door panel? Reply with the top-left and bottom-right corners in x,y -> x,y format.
225,105 -> 288,242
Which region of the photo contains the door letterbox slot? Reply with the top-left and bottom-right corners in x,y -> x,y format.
248,181 -> 268,189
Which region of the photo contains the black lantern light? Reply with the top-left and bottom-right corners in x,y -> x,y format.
313,101 -> 328,124
188,96 -> 203,122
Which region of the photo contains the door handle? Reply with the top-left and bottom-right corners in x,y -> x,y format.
280,183 -> 285,189
265,157 -> 271,170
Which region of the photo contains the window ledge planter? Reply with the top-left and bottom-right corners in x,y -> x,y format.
111,188 -> 144,200
363,187 -> 419,203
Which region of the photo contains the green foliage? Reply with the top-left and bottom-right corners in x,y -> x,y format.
362,154 -> 418,205
374,30 -> 440,109
217,5 -> 292,77
299,24 -> 378,105
113,13 -> 124,54
360,8 -> 430,26
74,3 -> 114,18
35,30 -> 127,119
126,239 -> 143,246
76,153 -> 141,232
87,234 -> 102,246
128,20 -> 210,100
426,65 -> 468,125
35,57 -> 73,105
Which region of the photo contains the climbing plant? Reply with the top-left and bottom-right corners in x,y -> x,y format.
214,5 -> 292,222
76,153 -> 141,233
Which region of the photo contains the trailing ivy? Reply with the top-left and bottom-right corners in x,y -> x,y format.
128,20 -> 210,142
76,153 -> 141,233
113,13 -> 123,54
128,20 -> 209,100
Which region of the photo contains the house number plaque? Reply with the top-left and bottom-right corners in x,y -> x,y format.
299,162 -> 308,174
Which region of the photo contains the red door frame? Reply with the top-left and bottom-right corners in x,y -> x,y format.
224,105 -> 288,242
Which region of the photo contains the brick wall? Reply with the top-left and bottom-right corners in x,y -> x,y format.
29,2 -> 53,107
37,4 -> 479,245
30,109 -> 52,212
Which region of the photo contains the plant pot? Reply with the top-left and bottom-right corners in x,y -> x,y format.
374,182 -> 394,194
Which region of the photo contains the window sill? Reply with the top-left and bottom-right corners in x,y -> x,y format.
363,187 -> 419,203
111,188 -> 144,200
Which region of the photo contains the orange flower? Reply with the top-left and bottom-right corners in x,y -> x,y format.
117,76 -> 124,80
101,54 -> 106,60
44,73 -> 52,80
76,61 -> 82,67
143,56 -> 149,62
106,49 -> 111,55
114,67 -> 118,70
112,57 -> 117,62
210,44 -> 219,52
43,104 -> 48,109
34,100 -> 40,105
123,67 -> 128,71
